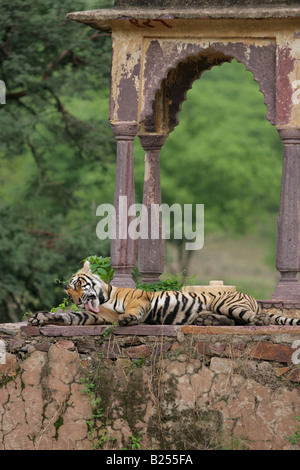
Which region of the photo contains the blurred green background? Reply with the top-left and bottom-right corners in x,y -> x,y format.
0,0 -> 283,322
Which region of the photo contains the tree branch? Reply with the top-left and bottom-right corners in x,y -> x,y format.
42,47 -> 72,81
6,90 -> 27,99
26,136 -> 45,190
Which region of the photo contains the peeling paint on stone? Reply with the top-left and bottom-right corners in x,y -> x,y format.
276,44 -> 295,125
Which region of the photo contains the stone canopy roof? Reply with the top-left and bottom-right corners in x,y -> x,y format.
66,1 -> 300,31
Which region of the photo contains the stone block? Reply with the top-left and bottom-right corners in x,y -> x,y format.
100,341 -> 123,358
55,340 -> 75,351
20,325 -> 40,336
34,341 -> 51,352
249,342 -> 294,363
195,340 -> 240,357
21,350 -> 47,386
210,342 -> 227,355
0,352 -> 18,375
125,344 -> 151,359
274,366 -> 290,377
210,357 -> 233,374
8,338 -> 24,351
194,341 -> 210,355
182,280 -> 236,296
153,342 -> 171,356
284,368 -> 300,383
76,341 -> 97,353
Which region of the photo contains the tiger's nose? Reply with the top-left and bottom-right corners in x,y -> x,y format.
64,284 -> 69,290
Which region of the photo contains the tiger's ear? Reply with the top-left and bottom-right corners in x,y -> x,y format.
82,260 -> 92,274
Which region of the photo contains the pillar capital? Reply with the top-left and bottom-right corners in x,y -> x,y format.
139,134 -> 167,151
111,121 -> 139,141
277,128 -> 300,144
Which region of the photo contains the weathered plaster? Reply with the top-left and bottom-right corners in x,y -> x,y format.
110,31 -> 142,123
107,18 -> 300,132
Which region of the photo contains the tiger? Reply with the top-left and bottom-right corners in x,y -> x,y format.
28,260 -> 300,327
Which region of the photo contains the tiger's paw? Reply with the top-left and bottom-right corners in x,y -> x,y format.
252,313 -> 271,326
27,311 -> 63,327
118,313 -> 139,327
194,313 -> 235,326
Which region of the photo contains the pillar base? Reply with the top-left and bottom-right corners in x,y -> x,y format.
140,273 -> 162,285
111,272 -> 136,289
271,276 -> 300,303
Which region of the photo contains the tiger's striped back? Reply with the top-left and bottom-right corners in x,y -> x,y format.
145,290 -> 260,325
144,290 -> 207,325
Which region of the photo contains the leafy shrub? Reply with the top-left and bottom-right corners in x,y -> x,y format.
85,255 -> 114,284
83,256 -> 185,292
136,275 -> 183,292
287,416 -> 300,446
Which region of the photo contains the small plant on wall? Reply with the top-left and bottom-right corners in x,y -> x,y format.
287,416 -> 300,447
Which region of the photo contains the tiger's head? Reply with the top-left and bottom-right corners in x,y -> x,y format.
65,260 -> 106,313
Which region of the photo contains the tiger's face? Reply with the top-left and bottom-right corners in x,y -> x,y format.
65,261 -> 103,313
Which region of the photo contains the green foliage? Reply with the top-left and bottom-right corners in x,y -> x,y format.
85,255 -> 114,283
128,431 -> 143,450
0,202 -> 109,322
133,60 -> 282,236
287,416 -> 300,446
50,297 -> 79,313
101,322 -> 117,339
81,255 -> 185,292
81,370 -> 109,449
132,357 -> 146,368
136,274 -> 184,292
1,0 -> 115,218
53,416 -> 64,441
0,0 -> 114,321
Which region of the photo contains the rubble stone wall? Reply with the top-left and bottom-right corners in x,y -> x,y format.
0,322 -> 300,450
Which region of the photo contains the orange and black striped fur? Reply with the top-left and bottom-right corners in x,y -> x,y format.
28,260 -> 300,327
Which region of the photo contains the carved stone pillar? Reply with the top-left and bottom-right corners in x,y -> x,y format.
110,122 -> 138,288
138,134 -> 166,284
272,128 -> 300,301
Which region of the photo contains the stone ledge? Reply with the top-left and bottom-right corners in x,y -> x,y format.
11,322 -> 300,337
66,6 -> 300,28
180,325 -> 300,335
20,324 -> 179,337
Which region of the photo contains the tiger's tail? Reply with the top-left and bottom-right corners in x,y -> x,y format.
262,311 -> 300,326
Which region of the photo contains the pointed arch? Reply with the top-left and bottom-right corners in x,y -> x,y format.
141,40 -> 276,134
